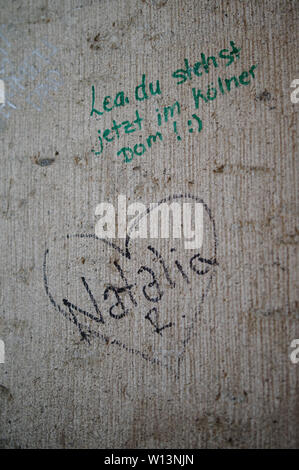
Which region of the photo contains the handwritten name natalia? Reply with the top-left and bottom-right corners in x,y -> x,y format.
90,40 -> 258,162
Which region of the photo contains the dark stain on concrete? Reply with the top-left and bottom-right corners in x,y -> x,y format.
256,89 -> 271,102
37,158 -> 55,167
213,164 -> 225,173
32,152 -> 56,166
213,163 -> 272,174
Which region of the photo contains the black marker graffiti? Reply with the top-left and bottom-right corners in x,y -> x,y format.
43,194 -> 218,375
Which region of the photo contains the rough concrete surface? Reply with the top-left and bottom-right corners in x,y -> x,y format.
0,0 -> 298,448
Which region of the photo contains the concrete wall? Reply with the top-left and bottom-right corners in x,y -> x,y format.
0,0 -> 298,448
